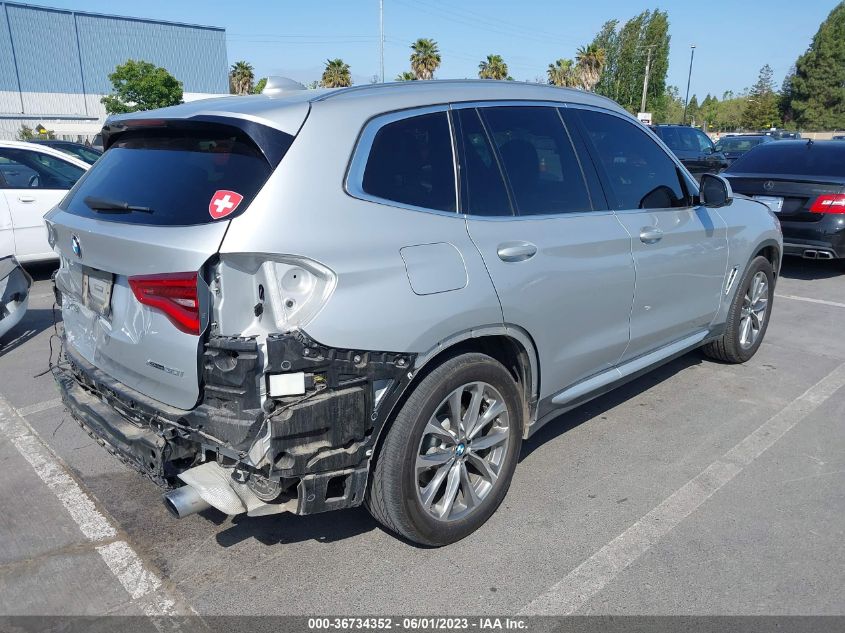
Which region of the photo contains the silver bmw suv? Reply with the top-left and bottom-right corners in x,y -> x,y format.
46,80 -> 782,546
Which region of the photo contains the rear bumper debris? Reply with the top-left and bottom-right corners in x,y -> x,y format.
53,329 -> 416,518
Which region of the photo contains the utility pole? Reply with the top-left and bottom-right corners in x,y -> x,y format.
640,45 -> 654,114
683,44 -> 696,124
379,0 -> 385,83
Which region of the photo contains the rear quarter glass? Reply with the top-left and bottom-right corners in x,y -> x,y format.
59,126 -> 291,226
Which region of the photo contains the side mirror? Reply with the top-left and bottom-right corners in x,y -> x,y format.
699,173 -> 733,207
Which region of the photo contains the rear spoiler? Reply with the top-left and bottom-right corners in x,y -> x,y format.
100,115 -> 294,167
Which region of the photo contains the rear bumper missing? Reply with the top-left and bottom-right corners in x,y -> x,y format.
53,330 -> 415,517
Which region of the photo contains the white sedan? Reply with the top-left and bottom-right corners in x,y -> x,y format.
0,140 -> 89,263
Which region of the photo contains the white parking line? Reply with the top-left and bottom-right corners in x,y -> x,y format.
776,293 -> 845,309
16,397 -> 63,417
0,395 -> 186,621
520,361 -> 845,616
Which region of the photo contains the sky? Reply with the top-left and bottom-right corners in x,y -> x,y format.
32,0 -> 838,99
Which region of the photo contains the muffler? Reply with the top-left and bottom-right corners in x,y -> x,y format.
164,461 -> 298,520
816,250 -> 834,260
803,250 -> 818,259
163,485 -> 211,518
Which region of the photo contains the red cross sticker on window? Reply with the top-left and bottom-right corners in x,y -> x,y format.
208,190 -> 244,220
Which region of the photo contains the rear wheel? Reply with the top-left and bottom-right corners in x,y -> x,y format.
366,353 -> 522,546
703,255 -> 774,363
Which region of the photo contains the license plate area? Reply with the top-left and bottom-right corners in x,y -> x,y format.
753,195 -> 784,213
82,267 -> 114,317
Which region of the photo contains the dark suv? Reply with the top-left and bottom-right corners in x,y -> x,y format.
650,124 -> 728,180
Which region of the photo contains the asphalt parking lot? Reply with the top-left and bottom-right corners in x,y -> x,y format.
0,258 -> 843,620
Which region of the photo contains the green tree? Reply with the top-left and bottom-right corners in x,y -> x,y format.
547,58 -> 578,87
320,58 -> 352,88
101,59 -> 183,114
478,54 -> 509,80
395,71 -> 416,81
16,124 -> 55,140
788,2 -> 845,129
778,67 -> 796,126
592,10 -> 670,114
742,64 -> 780,130
592,20 -> 620,96
253,77 -> 267,94
654,85 -> 684,124
229,61 -> 254,95
686,94 -> 700,125
410,38 -> 441,80
575,44 -> 606,92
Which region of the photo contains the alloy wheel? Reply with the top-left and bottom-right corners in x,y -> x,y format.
415,381 -> 510,522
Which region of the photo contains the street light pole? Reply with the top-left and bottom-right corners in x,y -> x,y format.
683,44 -> 696,124
640,45 -> 654,115
379,0 -> 385,83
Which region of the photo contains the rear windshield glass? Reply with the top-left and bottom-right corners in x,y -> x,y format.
727,142 -> 845,178
715,137 -> 765,151
60,128 -> 282,225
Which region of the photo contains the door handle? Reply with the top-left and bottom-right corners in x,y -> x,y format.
497,241 -> 537,262
639,227 -> 664,244
17,196 -> 36,203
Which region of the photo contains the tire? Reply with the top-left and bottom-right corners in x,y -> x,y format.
703,255 -> 774,363
366,353 -> 523,546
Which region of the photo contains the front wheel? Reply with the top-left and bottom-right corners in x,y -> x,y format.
366,353 -> 523,546
703,255 -> 774,363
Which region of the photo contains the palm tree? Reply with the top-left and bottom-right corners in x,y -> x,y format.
229,61 -> 255,95
478,54 -> 509,80
410,38 -> 441,80
547,58 -> 578,88
320,58 -> 352,88
395,71 -> 416,82
575,45 -> 606,92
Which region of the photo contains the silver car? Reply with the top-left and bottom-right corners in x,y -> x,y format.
46,81 -> 782,546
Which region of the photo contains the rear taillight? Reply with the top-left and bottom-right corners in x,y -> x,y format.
809,194 -> 845,214
128,272 -> 200,335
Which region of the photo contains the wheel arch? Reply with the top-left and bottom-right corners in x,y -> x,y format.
368,325 -> 541,478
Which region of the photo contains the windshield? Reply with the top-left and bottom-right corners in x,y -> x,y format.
726,141 -> 845,178
60,126 -> 288,226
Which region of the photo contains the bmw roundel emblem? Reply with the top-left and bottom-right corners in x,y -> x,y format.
71,235 -> 82,258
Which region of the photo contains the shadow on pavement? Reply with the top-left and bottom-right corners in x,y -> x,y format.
22,261 -> 59,282
214,505 -> 378,547
779,257 -> 843,280
0,308 -> 58,358
521,353 -> 703,461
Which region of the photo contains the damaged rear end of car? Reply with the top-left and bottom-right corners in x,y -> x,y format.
47,96 -> 410,520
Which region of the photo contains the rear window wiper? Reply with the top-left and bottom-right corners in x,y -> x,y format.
84,196 -> 154,214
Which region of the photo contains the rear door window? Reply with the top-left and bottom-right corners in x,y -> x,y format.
575,110 -> 690,210
480,106 -> 592,215
362,111 -> 456,213
61,127 -> 282,225
455,108 -> 513,216
0,149 -> 84,189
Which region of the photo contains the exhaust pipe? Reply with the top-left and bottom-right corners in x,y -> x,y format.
816,250 -> 834,260
163,485 -> 211,519
803,249 -> 818,259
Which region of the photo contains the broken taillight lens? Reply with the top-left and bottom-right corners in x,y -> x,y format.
128,272 -> 200,335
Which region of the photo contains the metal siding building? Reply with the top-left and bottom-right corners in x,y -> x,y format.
0,2 -> 228,139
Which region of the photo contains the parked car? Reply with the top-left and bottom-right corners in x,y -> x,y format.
832,135 -> 845,140
0,140 -> 89,263
767,129 -> 802,140
30,140 -> 103,165
714,134 -> 775,166
0,254 -> 32,340
47,81 -> 781,546
724,140 -> 845,264
649,124 -> 729,179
